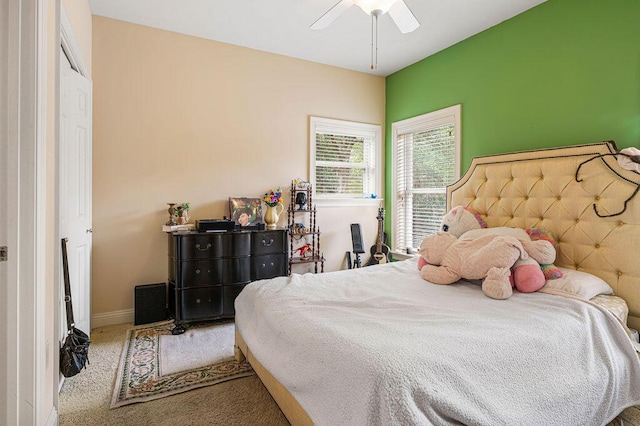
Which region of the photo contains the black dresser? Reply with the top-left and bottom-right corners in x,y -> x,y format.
168,229 -> 287,334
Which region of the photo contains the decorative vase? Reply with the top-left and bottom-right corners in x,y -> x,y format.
166,203 -> 177,226
264,203 -> 284,229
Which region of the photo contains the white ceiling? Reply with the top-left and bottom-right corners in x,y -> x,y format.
88,0 -> 546,76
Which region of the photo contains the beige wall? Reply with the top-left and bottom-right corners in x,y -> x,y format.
92,17 -> 386,316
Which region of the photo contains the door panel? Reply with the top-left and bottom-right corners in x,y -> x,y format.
60,50 -> 92,339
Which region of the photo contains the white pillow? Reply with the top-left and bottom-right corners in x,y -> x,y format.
542,267 -> 614,299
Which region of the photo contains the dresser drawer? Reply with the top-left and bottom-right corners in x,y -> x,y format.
177,232 -> 252,260
251,254 -> 287,280
177,258 -> 253,287
219,257 -> 251,284
178,234 -> 223,259
251,230 -> 286,255
222,284 -> 246,316
176,285 -> 223,321
168,257 -> 176,282
177,259 -> 223,288
221,232 -> 251,257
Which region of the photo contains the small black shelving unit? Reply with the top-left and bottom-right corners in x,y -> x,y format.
287,181 -> 325,274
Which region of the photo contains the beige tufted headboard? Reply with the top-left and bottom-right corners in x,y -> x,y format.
448,142 -> 640,330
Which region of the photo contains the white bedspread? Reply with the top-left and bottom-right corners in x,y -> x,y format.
234,259 -> 640,426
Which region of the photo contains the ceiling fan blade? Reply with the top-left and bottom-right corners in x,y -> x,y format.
310,0 -> 354,30
388,0 -> 420,34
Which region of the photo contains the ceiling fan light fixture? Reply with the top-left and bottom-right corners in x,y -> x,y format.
353,0 -> 397,15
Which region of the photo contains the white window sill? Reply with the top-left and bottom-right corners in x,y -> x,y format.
315,198 -> 383,208
390,251 -> 419,261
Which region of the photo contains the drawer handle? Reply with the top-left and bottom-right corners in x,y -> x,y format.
270,262 -> 274,266
262,262 -> 275,268
262,238 -> 274,247
195,269 -> 201,274
195,243 -> 212,251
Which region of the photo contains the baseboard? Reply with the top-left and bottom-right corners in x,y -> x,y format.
45,406 -> 58,426
91,309 -> 134,329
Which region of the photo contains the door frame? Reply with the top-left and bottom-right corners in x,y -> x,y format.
2,0 -> 49,424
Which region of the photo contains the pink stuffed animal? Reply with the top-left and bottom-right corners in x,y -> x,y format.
440,205 -> 486,236
417,206 -> 480,270
418,206 -> 558,293
418,232 -> 530,300
459,227 -> 556,293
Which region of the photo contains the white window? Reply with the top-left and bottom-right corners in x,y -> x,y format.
391,105 -> 461,254
310,117 -> 382,206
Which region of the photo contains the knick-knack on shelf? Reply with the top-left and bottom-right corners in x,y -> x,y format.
174,202 -> 190,225
166,203 -> 178,226
295,191 -> 307,210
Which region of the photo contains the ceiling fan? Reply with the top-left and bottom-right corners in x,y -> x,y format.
311,0 -> 420,34
311,0 -> 420,70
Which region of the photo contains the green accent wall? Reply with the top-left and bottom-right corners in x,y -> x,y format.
385,0 -> 640,208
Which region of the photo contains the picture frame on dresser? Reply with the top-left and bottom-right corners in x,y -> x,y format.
229,197 -> 263,227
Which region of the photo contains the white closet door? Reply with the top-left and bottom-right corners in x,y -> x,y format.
60,49 -> 93,338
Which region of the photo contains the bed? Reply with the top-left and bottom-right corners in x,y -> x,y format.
234,142 -> 640,425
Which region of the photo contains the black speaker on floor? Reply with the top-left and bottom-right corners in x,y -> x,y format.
134,283 -> 168,325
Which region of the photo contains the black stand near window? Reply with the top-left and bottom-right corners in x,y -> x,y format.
347,223 -> 365,269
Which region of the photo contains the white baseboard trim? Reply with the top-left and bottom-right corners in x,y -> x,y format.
45,406 -> 58,426
91,309 -> 134,329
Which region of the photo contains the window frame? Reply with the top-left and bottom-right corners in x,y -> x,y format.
390,104 -> 461,254
310,116 -> 383,207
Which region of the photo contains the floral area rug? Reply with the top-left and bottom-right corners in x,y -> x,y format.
110,320 -> 254,408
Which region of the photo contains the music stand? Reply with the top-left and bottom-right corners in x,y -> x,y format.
347,223 -> 365,269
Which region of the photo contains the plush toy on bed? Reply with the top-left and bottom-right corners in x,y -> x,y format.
418,232 -> 530,299
525,227 -> 563,280
439,205 -> 486,235
417,205 -> 561,294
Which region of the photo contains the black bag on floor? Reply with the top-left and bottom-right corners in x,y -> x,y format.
60,238 -> 90,378
60,326 -> 90,377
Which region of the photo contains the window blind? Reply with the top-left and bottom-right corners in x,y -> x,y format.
315,133 -> 374,196
396,123 -> 456,251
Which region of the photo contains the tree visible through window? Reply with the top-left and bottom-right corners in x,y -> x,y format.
315,134 -> 367,195
310,117 -> 381,202
392,105 -> 461,253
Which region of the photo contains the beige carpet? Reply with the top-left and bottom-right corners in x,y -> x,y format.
612,406 -> 640,426
59,322 -> 640,425
59,322 -> 289,426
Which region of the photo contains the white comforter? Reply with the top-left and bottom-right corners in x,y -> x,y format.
235,259 -> 640,426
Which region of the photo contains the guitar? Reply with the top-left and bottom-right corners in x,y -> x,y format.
367,207 -> 390,266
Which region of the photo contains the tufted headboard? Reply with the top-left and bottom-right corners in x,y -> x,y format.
448,142 -> 640,330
